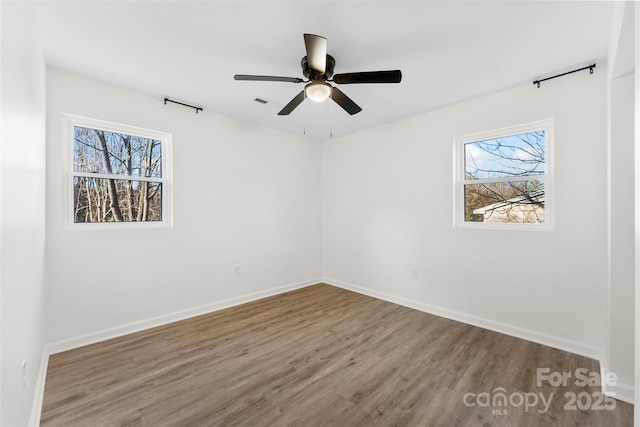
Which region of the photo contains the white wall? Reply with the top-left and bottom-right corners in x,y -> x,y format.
45,69 -> 322,347
323,69 -> 609,358
0,2 -> 47,426
635,1 -> 640,423
608,0 -> 635,403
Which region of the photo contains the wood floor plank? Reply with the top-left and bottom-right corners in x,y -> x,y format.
41,284 -> 633,426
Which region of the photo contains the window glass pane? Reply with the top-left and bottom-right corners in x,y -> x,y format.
73,126 -> 162,178
465,130 -> 545,180
464,180 -> 544,223
73,177 -> 162,223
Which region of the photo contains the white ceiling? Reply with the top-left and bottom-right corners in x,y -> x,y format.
34,1 -> 614,142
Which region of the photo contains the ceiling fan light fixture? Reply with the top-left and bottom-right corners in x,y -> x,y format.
305,81 -> 332,102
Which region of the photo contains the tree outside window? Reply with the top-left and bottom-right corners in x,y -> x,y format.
67,117 -> 171,226
456,120 -> 552,227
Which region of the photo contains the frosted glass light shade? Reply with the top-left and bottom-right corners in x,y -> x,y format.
305,82 -> 331,102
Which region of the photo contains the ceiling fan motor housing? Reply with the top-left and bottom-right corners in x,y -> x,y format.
301,54 -> 335,80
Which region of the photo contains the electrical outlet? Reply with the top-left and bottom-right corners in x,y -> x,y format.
234,266 -> 241,277
411,268 -> 420,279
20,360 -> 26,392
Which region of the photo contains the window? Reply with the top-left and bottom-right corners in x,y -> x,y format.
454,119 -> 553,228
66,115 -> 172,227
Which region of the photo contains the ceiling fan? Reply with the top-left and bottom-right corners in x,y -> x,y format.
234,34 -> 402,116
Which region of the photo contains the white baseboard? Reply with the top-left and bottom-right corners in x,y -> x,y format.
47,278 -> 321,355
323,277 -> 603,361
603,380 -> 635,404
29,348 -> 49,427
599,360 -> 634,404
31,278 -> 321,426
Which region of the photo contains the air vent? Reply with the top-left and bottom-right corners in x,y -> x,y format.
254,98 -> 268,104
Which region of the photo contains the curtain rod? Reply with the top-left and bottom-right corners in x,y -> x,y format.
533,63 -> 596,88
164,97 -> 203,114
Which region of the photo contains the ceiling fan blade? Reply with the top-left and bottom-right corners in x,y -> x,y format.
278,90 -> 306,115
331,87 -> 362,115
234,74 -> 304,83
304,34 -> 327,74
333,70 -> 402,84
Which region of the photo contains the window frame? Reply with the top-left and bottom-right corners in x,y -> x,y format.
64,114 -> 173,229
453,119 -> 554,230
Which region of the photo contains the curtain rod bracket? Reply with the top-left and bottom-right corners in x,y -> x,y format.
164,97 -> 203,114
533,63 -> 596,88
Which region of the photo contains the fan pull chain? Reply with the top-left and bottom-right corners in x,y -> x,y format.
329,88 -> 334,138
303,92 -> 307,135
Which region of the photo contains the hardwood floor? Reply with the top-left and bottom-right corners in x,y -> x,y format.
41,284 -> 633,426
